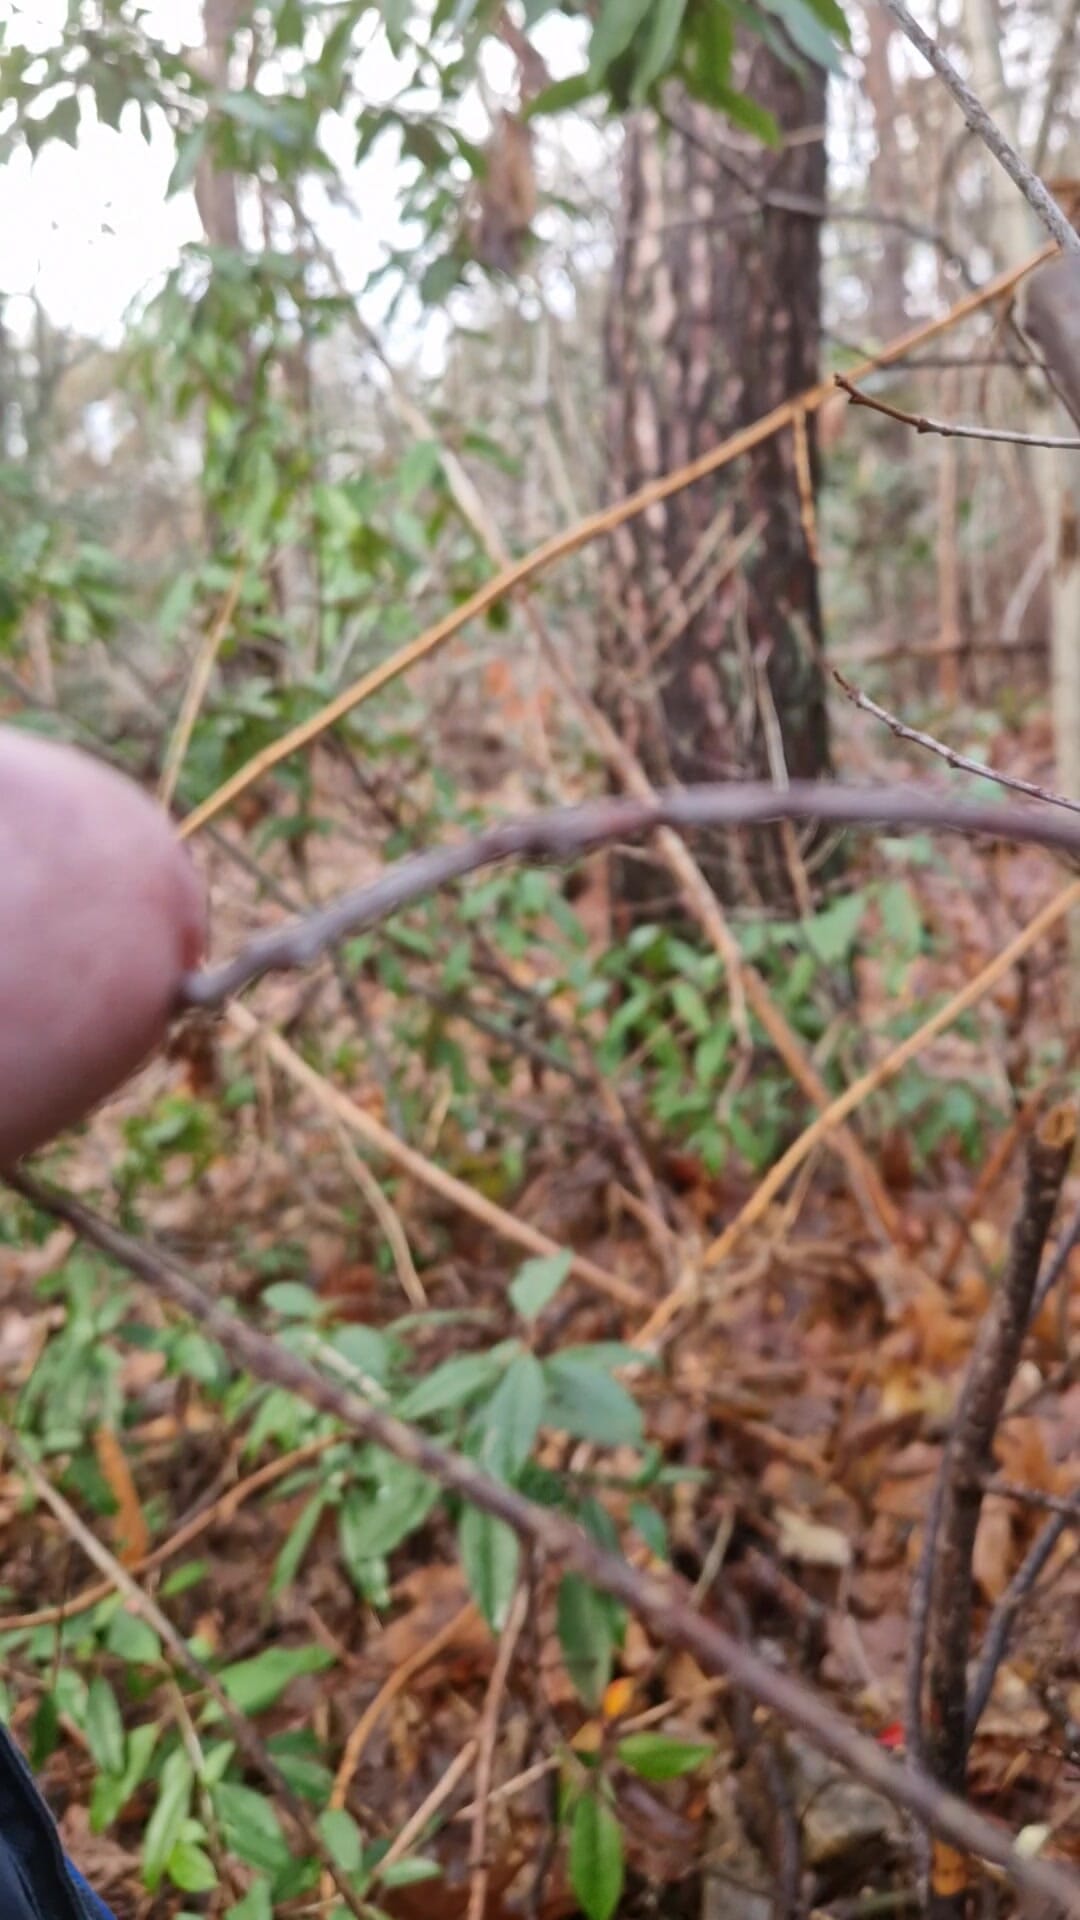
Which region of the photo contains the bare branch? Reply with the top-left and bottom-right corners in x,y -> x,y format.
179,782 -> 1080,1012
7,1170 -> 1080,1914
928,1110 -> 1076,1798
834,677 -> 1080,817
967,1503 -> 1080,1737
881,0 -> 1080,256
1032,1192 -> 1080,1317
835,373 -> 1080,449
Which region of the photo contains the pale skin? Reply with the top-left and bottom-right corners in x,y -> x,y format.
0,728 -> 206,1169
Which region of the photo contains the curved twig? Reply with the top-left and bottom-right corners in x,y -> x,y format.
179,781 -> 1080,1011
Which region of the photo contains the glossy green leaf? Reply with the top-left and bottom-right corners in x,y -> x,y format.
570,1791 -> 624,1920
588,0 -> 654,78
477,1348 -> 546,1478
84,1675 -> 125,1776
212,1782 -> 291,1876
217,1643 -> 334,1715
617,1731 -> 713,1779
338,1458 -> 437,1566
459,1503 -> 519,1629
168,1836 -> 218,1893
630,0 -> 688,99
143,1748 -> 194,1890
398,1350 -> 506,1420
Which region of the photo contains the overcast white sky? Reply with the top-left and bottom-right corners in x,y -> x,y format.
0,0 -> 594,348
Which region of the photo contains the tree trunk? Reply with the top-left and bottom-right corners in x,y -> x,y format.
600,48 -> 832,914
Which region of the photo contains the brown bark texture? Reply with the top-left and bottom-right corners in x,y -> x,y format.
600,46 -> 832,911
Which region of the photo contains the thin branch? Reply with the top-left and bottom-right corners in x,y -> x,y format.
834,675 -> 1080,817
985,1480 -> 1080,1519
836,372 -> 1080,448
906,1469 -> 948,1773
1032,1189 -> 1080,1317
7,1172 -> 1080,1914
180,781 -> 1080,1012
966,1505 -> 1080,1736
158,559 -> 246,810
466,1581 -> 530,1920
928,1109 -> 1076,1797
882,0 -> 1080,256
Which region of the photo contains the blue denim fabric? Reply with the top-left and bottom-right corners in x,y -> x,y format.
0,1721 -> 115,1918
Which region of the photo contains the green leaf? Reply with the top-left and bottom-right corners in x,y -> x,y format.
630,1500 -> 668,1559
570,1791 -> 624,1920
459,1504 -> 519,1629
262,1281 -> 322,1319
617,1732 -> 713,1779
671,979 -> 711,1037
318,1805 -> 364,1873
212,1782 -> 291,1876
694,1025 -> 730,1087
803,890 -> 865,966
523,71 -> 596,119
338,1457 -> 437,1565
330,1323 -> 391,1382
84,1675 -> 125,1776
758,0 -> 845,69
380,1855 -> 443,1886
588,0 -> 654,78
557,1574 -> 615,1707
91,1720 -> 160,1829
396,439 -> 441,498
225,1881 -> 272,1920
168,1837 -> 218,1893
477,1349 -> 546,1478
104,1611 -> 162,1666
381,0 -> 413,54
794,0 -> 849,35
509,1249 -> 572,1322
168,124 -> 208,196
29,1693 -> 60,1773
543,1356 -> 643,1449
709,80 -> 781,144
630,0 -> 688,99
143,1748 -> 194,1891
879,879 -> 923,954
419,251 -> 463,306
218,1643 -> 335,1715
398,1350 -> 506,1420
271,1489 -> 330,1598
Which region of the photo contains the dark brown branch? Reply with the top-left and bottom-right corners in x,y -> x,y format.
966,1502 -> 1080,1738
7,1171 -> 1080,1914
906,1470 -> 948,1773
178,782 -> 1080,1012
1032,1191 -> 1080,1318
927,1108 -> 1075,1804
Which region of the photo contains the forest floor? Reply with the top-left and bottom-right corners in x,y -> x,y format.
1,694 -> 1079,1918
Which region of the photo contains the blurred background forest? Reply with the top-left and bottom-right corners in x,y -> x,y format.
3,1 -> 1080,1916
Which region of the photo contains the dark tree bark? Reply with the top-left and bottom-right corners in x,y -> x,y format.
600,46 -> 832,912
